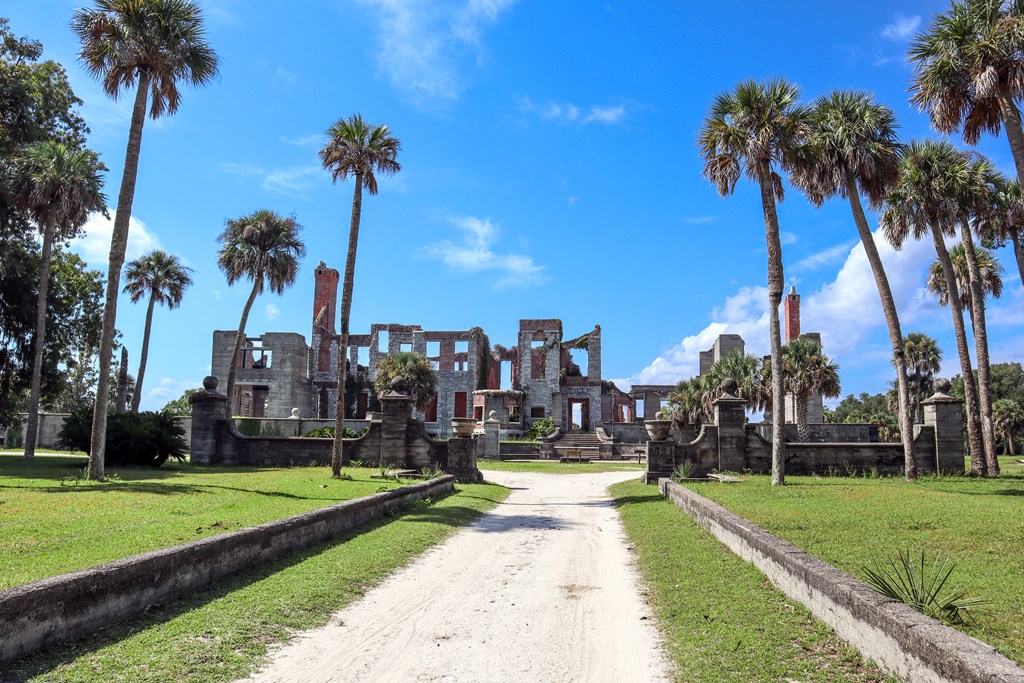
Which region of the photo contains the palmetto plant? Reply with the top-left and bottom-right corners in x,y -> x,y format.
900,332 -> 944,423
372,351 -> 439,412
927,242 -> 1004,309
320,114 -> 401,478
123,250 -> 193,412
992,398 -> 1024,454
698,79 -> 810,486
217,210 -> 306,410
861,550 -> 988,627
779,337 -> 841,442
72,0 -> 219,480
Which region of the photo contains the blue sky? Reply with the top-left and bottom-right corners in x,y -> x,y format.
6,0 -> 1023,412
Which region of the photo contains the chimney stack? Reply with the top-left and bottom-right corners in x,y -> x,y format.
312,261 -> 339,335
784,285 -> 800,342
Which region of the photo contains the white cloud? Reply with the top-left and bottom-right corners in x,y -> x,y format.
680,216 -> 717,225
518,97 -> 629,126
143,375 -> 203,411
792,241 -> 857,271
780,231 -> 798,245
265,303 -> 281,321
70,212 -> 162,270
221,163 -> 321,198
420,215 -> 546,288
881,15 -> 921,41
280,133 -> 325,148
358,0 -> 517,104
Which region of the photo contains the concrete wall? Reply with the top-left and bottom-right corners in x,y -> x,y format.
658,481 -> 1024,683
0,476 -> 455,667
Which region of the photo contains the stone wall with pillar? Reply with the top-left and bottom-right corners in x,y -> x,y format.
189,377 -> 229,465
713,380 -> 747,473
922,379 -> 965,475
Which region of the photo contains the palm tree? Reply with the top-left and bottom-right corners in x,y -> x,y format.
981,179 -> 1024,285
698,79 -> 810,486
880,140 -> 986,474
780,337 -> 841,442
903,332 -> 943,423
792,90 -> 917,479
909,1 -> 1024,190
927,242 -> 1004,308
372,351 -> 438,412
319,114 -> 401,476
72,0 -> 219,480
705,351 -> 768,415
122,250 -> 193,413
992,398 -> 1024,454
217,210 -> 305,411
11,140 -> 105,459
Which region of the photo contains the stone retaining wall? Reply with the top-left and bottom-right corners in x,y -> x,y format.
0,476 -> 455,667
659,480 -> 1024,683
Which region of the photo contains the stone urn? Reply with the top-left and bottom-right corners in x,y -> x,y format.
645,411 -> 672,442
451,417 -> 476,438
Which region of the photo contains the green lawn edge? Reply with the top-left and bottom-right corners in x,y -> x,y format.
6,481 -> 509,683
479,459 -> 644,474
610,479 -> 897,683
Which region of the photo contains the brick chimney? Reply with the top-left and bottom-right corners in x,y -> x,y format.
312,261 -> 339,335
784,285 -> 800,342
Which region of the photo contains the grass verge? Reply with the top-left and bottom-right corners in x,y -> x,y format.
5,480 -> 508,683
0,454 -> 429,589
686,456 -> 1024,666
611,479 -> 896,682
479,460 -> 644,474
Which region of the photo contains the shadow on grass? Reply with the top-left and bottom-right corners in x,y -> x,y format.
2,489 -> 474,683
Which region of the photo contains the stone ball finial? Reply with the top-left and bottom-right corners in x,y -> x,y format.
203,376 -> 219,392
390,375 -> 408,394
933,377 -> 952,395
290,407 -> 300,419
655,410 -> 665,420
488,410 -> 497,420
720,377 -> 739,396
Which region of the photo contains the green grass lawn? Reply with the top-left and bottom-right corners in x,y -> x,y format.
685,455 -> 1024,666
0,454 -> 437,589
479,459 -> 645,474
7,479 -> 508,683
611,479 -> 895,682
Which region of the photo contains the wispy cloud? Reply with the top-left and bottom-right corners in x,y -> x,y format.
143,375 -> 203,411
680,215 -> 717,225
881,15 -> 921,41
357,0 -> 518,104
518,97 -> 629,125
280,133 -> 325,148
420,215 -> 546,288
265,303 -> 281,321
793,241 -> 857,271
221,163 -> 321,198
70,212 -> 162,270
780,231 -> 798,245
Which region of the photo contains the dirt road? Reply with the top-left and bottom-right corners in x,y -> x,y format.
242,469 -> 671,683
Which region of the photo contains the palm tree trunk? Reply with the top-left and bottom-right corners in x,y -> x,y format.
88,71 -> 151,482
23,215 -> 57,459
225,278 -> 261,416
997,86 -> 1024,191
331,173 -> 363,476
758,174 -> 786,486
115,346 -> 129,412
1008,429 -> 1016,457
845,176 -> 916,480
959,219 -> 999,475
130,294 -> 157,413
796,395 -> 809,443
930,224 -> 985,475
1011,231 -> 1024,292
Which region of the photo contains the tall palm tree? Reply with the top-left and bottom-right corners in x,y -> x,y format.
903,332 -> 943,423
372,351 -> 438,412
217,210 -> 305,411
319,114 -> 401,477
122,250 -> 193,413
992,398 -> 1024,454
72,0 -> 219,481
909,1 -> 1024,190
792,90 -> 917,479
880,140 -> 986,474
11,140 -> 105,459
780,337 -> 841,443
698,79 -> 810,486
927,242 -> 1004,308
981,179 -> 1024,285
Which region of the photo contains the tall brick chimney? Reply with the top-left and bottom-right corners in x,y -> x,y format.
312,261 -> 339,335
784,285 -> 800,342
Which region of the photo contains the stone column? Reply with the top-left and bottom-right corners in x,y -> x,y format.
921,379 -> 965,475
713,379 -> 747,474
379,386 -> 414,469
447,437 -> 482,482
644,440 -> 676,484
483,411 -> 500,459
190,376 -> 229,465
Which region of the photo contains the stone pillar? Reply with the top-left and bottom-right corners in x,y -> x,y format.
922,379 -> 965,475
644,440 -> 676,484
190,376 -> 229,465
447,437 -> 482,482
379,386 -> 413,468
483,411 -> 500,459
714,379 -> 748,474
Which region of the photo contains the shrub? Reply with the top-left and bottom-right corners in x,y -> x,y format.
301,426 -> 367,439
671,460 -> 696,482
58,407 -> 187,467
524,417 -> 555,440
5,421 -> 24,448
237,418 -> 282,437
420,464 -> 445,480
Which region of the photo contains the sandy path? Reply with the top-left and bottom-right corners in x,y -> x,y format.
241,470 -> 671,683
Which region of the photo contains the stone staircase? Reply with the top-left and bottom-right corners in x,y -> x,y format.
553,431 -> 603,461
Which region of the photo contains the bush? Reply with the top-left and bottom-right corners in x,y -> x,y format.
301,426 -> 368,439
237,418 -> 282,437
4,422 -> 24,448
524,417 -> 555,440
58,407 -> 187,467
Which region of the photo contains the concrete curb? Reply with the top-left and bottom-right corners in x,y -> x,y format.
0,475 -> 455,666
658,479 -> 1024,683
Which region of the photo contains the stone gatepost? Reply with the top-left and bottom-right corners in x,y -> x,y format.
644,440 -> 676,484
713,378 -> 747,474
447,438 -> 483,482
921,378 -> 965,475
379,379 -> 414,468
483,410 -> 500,460
190,376 -> 229,465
